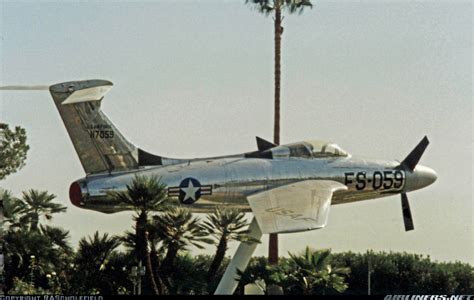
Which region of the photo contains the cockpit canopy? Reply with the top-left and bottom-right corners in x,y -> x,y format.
271,140 -> 350,159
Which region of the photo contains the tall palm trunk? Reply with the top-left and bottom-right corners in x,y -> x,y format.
273,5 -> 282,146
207,235 -> 228,281
160,244 -> 179,275
145,234 -> 161,295
30,213 -> 39,231
159,244 -> 179,291
136,212 -> 160,295
149,235 -> 164,294
269,3 -> 282,266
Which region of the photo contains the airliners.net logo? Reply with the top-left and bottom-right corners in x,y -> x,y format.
385,296 -> 472,300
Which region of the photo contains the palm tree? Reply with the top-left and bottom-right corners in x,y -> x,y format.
76,232 -> 120,270
72,231 -> 123,294
2,189 -> 70,292
202,206 -> 257,284
39,224 -> 73,292
109,175 -> 168,295
119,230 -> 139,258
246,0 -> 313,266
18,189 -> 66,231
235,257 -> 271,294
39,225 -> 72,254
246,0 -> 313,144
288,247 -> 350,294
144,223 -> 163,292
165,253 -> 211,295
119,228 -> 164,294
3,225 -> 72,292
152,207 -> 212,290
235,256 -> 290,294
1,189 -> 26,230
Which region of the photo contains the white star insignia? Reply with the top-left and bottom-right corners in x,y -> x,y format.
181,180 -> 200,201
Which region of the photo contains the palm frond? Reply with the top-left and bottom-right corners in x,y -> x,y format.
108,175 -> 169,214
152,207 -> 211,252
246,0 -> 313,15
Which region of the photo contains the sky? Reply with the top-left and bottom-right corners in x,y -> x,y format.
0,0 -> 472,264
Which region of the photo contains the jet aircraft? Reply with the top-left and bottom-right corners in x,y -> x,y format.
30,79 -> 440,294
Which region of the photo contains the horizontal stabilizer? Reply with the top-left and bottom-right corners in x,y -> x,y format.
0,85 -> 49,90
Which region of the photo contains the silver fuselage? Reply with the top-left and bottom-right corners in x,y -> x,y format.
72,154 -> 437,214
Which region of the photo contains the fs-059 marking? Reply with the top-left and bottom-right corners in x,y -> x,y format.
344,170 -> 406,191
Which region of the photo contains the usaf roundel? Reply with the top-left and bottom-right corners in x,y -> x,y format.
168,177 -> 212,205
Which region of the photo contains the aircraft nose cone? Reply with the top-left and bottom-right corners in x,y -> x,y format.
417,165 -> 437,187
404,165 -> 437,192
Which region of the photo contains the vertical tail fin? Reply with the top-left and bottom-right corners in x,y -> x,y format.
50,80 -> 139,174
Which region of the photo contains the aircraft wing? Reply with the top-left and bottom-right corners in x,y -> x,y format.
247,180 -> 347,234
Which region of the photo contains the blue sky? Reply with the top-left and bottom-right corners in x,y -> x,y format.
1,0 -> 472,264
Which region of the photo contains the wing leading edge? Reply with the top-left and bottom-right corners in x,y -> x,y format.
247,180 -> 347,234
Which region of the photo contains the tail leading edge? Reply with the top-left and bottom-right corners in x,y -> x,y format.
50,79 -> 163,175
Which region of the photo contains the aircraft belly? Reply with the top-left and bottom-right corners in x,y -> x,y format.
332,190 -> 398,204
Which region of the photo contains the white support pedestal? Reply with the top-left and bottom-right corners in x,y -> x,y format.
214,217 -> 263,295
